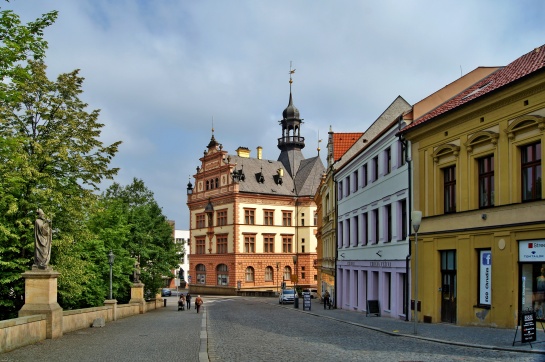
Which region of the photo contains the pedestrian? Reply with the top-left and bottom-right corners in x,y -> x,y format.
324,290 -> 330,310
178,294 -> 185,311
186,293 -> 191,310
195,295 -> 203,313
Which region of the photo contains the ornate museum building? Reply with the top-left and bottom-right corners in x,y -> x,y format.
186,85 -> 325,295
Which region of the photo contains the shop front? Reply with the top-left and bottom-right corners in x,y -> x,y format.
519,239 -> 545,320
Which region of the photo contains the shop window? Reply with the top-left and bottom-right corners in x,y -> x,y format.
216,264 -> 228,286
196,264 -> 206,284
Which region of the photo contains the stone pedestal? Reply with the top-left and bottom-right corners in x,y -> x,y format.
129,282 -> 146,314
104,299 -> 118,321
19,268 -> 63,339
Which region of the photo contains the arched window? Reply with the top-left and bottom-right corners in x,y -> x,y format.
283,266 -> 292,281
264,266 -> 273,282
217,264 -> 229,286
245,266 -> 255,282
196,264 -> 206,284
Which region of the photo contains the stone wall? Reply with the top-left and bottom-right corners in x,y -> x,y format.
0,300 -> 165,353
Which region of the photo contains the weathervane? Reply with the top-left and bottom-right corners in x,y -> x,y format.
289,61 -> 296,91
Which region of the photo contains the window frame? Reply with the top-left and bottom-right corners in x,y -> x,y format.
521,142 -> 542,202
478,155 -> 495,208
443,165 -> 456,213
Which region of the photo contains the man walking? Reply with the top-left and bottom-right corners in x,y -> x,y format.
186,293 -> 191,310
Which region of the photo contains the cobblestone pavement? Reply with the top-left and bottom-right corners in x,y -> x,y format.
2,296 -> 545,362
1,297 -> 204,362
208,297 -> 545,362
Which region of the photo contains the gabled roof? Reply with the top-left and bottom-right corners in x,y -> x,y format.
403,44 -> 545,132
333,133 -> 363,161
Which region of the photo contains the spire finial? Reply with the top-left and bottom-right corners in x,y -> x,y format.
289,61 -> 296,92
317,132 -> 322,155
212,116 -> 214,134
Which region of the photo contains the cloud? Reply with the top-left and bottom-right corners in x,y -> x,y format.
6,0 -> 545,229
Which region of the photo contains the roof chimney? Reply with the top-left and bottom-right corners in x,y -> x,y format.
236,147 -> 250,158
257,146 -> 263,160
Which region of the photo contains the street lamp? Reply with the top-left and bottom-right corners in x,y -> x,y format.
108,250 -> 115,300
276,262 -> 280,295
411,211 -> 422,335
292,255 -> 299,308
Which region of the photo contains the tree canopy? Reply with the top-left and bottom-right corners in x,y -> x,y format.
0,6 -> 181,319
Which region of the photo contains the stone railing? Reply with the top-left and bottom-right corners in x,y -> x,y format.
0,299 -> 164,353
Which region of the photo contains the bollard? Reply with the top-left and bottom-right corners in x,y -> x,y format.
164,298 -> 167,307
294,296 -> 299,309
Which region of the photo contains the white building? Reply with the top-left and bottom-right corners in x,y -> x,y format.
175,229 -> 190,285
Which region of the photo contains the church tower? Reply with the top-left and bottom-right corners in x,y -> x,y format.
277,66 -> 305,177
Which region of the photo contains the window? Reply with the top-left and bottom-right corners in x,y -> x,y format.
265,266 -> 273,282
264,235 -> 274,253
314,211 -> 318,226
385,147 -> 391,175
282,211 -> 292,226
244,209 -> 255,224
196,214 -> 205,228
196,264 -> 206,284
217,209 -> 227,226
346,218 -> 351,247
373,156 -> 379,182
217,264 -> 228,286
282,235 -> 293,253
353,170 -> 359,192
522,142 -> 542,202
196,237 -> 205,254
352,216 -> 358,246
245,267 -> 254,282
217,235 -> 227,254
301,272 -> 306,280
444,166 -> 456,213
399,140 -> 406,167
478,155 -> 495,208
338,181 -> 343,200
362,164 -> 368,187
362,213 -> 368,245
385,204 -> 392,242
400,199 -> 407,240
283,266 -> 291,281
373,209 -> 379,243
384,272 -> 391,310
244,235 -> 255,253
345,175 -> 351,196
264,210 -> 274,225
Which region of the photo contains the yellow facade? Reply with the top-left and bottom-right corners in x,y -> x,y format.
405,62 -> 545,327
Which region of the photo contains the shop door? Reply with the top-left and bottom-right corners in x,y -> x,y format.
440,250 -> 456,324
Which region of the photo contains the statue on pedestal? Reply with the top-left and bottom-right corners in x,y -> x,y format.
34,209 -> 52,269
133,260 -> 141,283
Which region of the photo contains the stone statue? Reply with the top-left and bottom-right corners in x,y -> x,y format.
134,261 -> 141,283
34,209 -> 52,269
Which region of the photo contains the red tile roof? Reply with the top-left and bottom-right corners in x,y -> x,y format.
403,44 -> 545,132
333,133 -> 364,161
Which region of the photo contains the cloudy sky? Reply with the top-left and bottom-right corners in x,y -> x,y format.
5,0 -> 545,229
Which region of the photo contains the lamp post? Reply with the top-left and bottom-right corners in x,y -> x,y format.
411,211 -> 422,335
276,262 -> 280,295
293,255 -> 299,308
108,250 -> 115,300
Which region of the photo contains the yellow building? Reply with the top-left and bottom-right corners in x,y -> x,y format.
400,45 -> 545,328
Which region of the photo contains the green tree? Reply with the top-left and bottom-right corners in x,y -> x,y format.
0,9 -> 121,318
103,179 -> 181,298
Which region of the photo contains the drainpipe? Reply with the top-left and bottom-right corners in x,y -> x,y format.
334,180 -> 338,310
398,116 -> 412,322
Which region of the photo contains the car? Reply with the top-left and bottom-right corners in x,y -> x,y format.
161,288 -> 172,297
279,289 -> 297,304
303,288 -> 318,299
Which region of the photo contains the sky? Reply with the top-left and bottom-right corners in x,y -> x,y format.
4,0 -> 545,230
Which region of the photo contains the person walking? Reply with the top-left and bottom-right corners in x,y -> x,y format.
186,293 -> 191,310
195,295 -> 203,313
324,290 -> 330,310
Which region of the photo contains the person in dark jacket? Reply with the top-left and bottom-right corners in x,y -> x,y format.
186,293 -> 191,310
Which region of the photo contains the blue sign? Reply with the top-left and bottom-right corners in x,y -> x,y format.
482,252 -> 491,266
